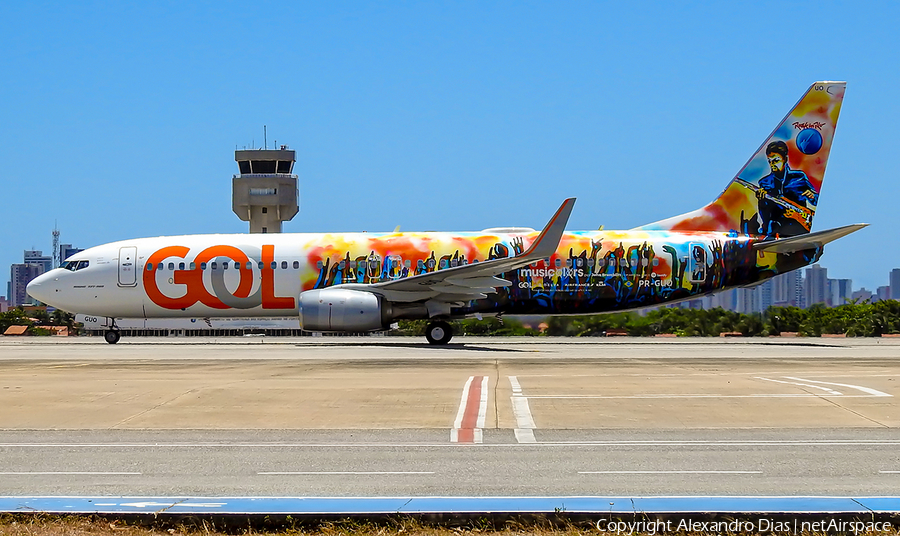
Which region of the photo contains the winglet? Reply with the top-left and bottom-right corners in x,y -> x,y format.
521,197 -> 576,260
753,223 -> 868,254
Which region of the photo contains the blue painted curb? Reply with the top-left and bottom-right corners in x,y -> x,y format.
0,496 -> 899,514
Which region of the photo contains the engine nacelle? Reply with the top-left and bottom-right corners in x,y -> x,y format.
298,288 -> 392,332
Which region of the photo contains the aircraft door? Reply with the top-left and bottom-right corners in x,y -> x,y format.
688,243 -> 708,283
118,246 -> 138,287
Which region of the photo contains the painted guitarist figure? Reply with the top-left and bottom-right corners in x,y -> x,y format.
755,141 -> 818,239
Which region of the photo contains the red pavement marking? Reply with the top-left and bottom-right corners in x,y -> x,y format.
456,375 -> 484,443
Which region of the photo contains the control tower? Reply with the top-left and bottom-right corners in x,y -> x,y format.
232,146 -> 299,233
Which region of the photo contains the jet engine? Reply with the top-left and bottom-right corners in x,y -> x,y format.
298,288 -> 392,332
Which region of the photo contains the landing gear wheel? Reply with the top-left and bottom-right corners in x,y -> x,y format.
104,330 -> 120,344
425,321 -> 453,345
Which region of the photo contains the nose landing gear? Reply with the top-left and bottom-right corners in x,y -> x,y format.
103,318 -> 120,344
103,330 -> 120,344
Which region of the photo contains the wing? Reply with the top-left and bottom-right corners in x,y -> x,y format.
334,198 -> 576,309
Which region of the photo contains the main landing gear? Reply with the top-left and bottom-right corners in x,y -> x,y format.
104,318 -> 120,344
425,320 -> 453,345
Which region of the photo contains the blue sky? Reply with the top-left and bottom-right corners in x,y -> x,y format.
2,1 -> 898,292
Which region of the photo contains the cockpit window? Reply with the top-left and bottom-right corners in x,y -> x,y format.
62,260 -> 90,271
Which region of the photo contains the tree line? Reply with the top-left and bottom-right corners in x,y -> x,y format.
398,300 -> 900,338
0,308 -> 77,336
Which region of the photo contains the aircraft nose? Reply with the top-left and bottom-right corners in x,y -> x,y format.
26,271 -> 56,305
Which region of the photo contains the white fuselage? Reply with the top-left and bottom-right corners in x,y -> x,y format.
26,228 -> 759,323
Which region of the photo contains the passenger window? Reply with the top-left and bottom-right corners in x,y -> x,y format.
270,261 -> 277,269
246,262 -> 253,270
222,262 -> 228,270
200,262 -> 207,270
167,262 -> 175,270
235,262 -> 241,269
281,261 -> 288,269
157,263 -> 164,271
258,261 -> 264,269
293,261 -> 300,269
653,259 -> 660,266
211,262 -> 218,270
178,262 -> 185,270
145,263 -> 153,271
190,262 -> 196,270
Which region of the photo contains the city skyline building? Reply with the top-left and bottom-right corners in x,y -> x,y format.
758,279 -> 773,312
24,250 -> 52,274
830,278 -> 853,307
852,287 -> 873,303
10,263 -> 43,307
805,265 -> 828,307
891,269 -> 900,300
772,270 -> 804,307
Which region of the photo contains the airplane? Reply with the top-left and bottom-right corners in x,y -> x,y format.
28,81 -> 865,345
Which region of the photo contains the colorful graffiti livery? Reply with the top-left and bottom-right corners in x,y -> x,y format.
26,81 -> 866,345
638,82 -> 842,239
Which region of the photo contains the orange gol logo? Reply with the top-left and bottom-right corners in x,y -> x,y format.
143,245 -> 296,310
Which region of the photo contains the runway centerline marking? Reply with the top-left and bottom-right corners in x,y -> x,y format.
450,376 -> 488,444
257,471 -> 434,475
509,376 -> 536,443
0,472 -> 141,475
579,470 -> 762,474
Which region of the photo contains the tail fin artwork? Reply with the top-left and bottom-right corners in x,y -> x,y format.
636,81 -> 845,239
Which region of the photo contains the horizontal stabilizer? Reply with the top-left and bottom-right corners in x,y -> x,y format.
753,223 -> 868,254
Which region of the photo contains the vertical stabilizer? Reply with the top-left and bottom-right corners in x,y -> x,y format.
636,81 -> 845,238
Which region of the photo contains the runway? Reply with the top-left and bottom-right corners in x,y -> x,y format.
1,337 -> 899,500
